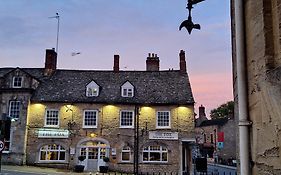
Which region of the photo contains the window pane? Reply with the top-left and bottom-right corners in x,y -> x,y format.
9,101 -> 20,118
39,144 -> 65,161
84,111 -> 97,126
157,111 -> 170,127
162,152 -> 168,161
121,111 -> 133,127
122,152 -> 130,161
40,151 -> 46,160
150,152 -> 160,161
59,152 -> 66,160
143,152 -> 149,161
46,110 -> 59,126
13,77 -> 22,87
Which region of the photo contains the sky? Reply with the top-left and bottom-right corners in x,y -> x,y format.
0,0 -> 233,117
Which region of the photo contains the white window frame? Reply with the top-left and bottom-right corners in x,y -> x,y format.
156,111 -> 171,129
86,81 -> 99,97
44,109 -> 59,127
142,145 -> 168,163
9,101 -> 21,119
12,76 -> 23,88
121,146 -> 131,162
83,110 -> 98,128
39,144 -> 66,162
120,110 -> 134,128
121,81 -> 134,97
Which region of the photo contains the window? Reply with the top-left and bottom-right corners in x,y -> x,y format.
143,145 -> 168,162
120,110 -> 134,128
9,101 -> 21,119
121,146 -> 131,162
45,109 -> 59,127
83,110 -> 98,128
156,111 -> 170,128
210,133 -> 214,143
12,76 -> 23,88
2,120 -> 11,152
39,144 -> 66,161
121,81 -> 134,97
86,81 -> 99,97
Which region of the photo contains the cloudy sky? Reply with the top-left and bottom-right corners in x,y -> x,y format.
0,0 -> 232,117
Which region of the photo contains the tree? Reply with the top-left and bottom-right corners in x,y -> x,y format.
210,101 -> 234,119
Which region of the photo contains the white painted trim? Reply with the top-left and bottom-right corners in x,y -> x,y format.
8,101 -> 21,119
119,110 -> 134,128
12,76 -> 23,88
44,109 -> 60,128
156,111 -> 171,129
83,110 -> 98,128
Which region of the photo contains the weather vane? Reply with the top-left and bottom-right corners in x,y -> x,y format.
179,0 -> 205,34
49,13 -> 60,53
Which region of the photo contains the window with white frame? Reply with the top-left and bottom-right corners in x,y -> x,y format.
120,110 -> 134,128
12,76 -> 23,88
83,110 -> 98,128
86,81 -> 99,97
45,109 -> 59,127
143,145 -> 168,162
39,144 -> 66,161
121,146 -> 131,162
156,111 -> 170,128
121,81 -> 134,97
9,101 -> 21,119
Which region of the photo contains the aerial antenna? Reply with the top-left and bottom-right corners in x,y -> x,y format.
49,13 -> 60,53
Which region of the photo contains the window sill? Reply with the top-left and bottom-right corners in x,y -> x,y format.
2,151 -> 11,154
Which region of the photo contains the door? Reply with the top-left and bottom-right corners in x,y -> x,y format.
87,147 -> 99,171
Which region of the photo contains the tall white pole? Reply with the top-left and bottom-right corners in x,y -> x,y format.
234,0 -> 251,174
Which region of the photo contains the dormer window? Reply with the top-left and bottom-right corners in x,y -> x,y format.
121,81 -> 134,97
86,81 -> 99,97
13,76 -> 23,88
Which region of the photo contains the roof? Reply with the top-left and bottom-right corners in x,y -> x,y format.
1,68 -> 194,105
197,117 -> 229,127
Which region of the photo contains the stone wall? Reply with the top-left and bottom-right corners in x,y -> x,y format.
26,102 -> 194,173
232,0 -> 281,174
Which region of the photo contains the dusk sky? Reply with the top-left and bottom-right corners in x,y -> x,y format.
0,0 -> 232,117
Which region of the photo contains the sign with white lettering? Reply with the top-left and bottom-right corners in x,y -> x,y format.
149,131 -> 178,140
38,129 -> 69,138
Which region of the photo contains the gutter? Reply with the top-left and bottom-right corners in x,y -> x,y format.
234,0 -> 252,174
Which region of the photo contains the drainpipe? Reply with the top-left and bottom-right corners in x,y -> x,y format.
234,0 -> 251,174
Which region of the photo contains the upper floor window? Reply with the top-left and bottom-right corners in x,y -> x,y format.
156,111 -> 171,129
39,144 -> 66,162
143,145 -> 168,162
45,109 -> 59,127
121,146 -> 131,162
9,101 -> 21,119
83,110 -> 98,128
120,110 -> 134,128
12,76 -> 23,88
86,81 -> 99,97
121,81 -> 134,97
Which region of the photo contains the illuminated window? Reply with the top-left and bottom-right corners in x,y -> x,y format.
121,81 -> 134,97
121,146 -> 131,162
12,76 -> 23,88
9,101 -> 21,119
39,144 -> 66,162
120,110 -> 134,128
45,109 -> 59,127
156,111 -> 170,128
143,145 -> 168,162
83,110 -> 98,128
86,81 -> 99,97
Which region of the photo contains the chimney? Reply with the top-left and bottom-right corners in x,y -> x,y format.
179,50 -> 186,73
199,105 -> 206,118
44,48 -> 57,76
113,55 -> 120,72
146,53 -> 159,71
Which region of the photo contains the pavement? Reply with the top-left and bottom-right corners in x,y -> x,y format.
0,165 -> 101,175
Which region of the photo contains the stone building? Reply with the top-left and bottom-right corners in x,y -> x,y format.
231,0 -> 281,174
195,105 -> 236,165
0,49 -> 195,174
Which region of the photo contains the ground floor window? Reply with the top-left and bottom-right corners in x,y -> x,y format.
143,145 -> 168,162
39,144 -> 66,161
1,119 -> 11,152
121,146 -> 131,162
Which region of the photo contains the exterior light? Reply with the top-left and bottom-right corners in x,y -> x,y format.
90,133 -> 96,138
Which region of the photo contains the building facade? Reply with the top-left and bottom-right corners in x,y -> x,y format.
0,49 -> 195,174
232,0 -> 281,174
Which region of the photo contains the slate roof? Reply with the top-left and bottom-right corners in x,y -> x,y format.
1,68 -> 194,105
198,118 -> 229,127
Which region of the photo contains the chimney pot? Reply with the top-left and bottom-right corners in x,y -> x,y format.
146,53 -> 159,71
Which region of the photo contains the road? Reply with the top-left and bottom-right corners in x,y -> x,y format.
0,169 -> 64,175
